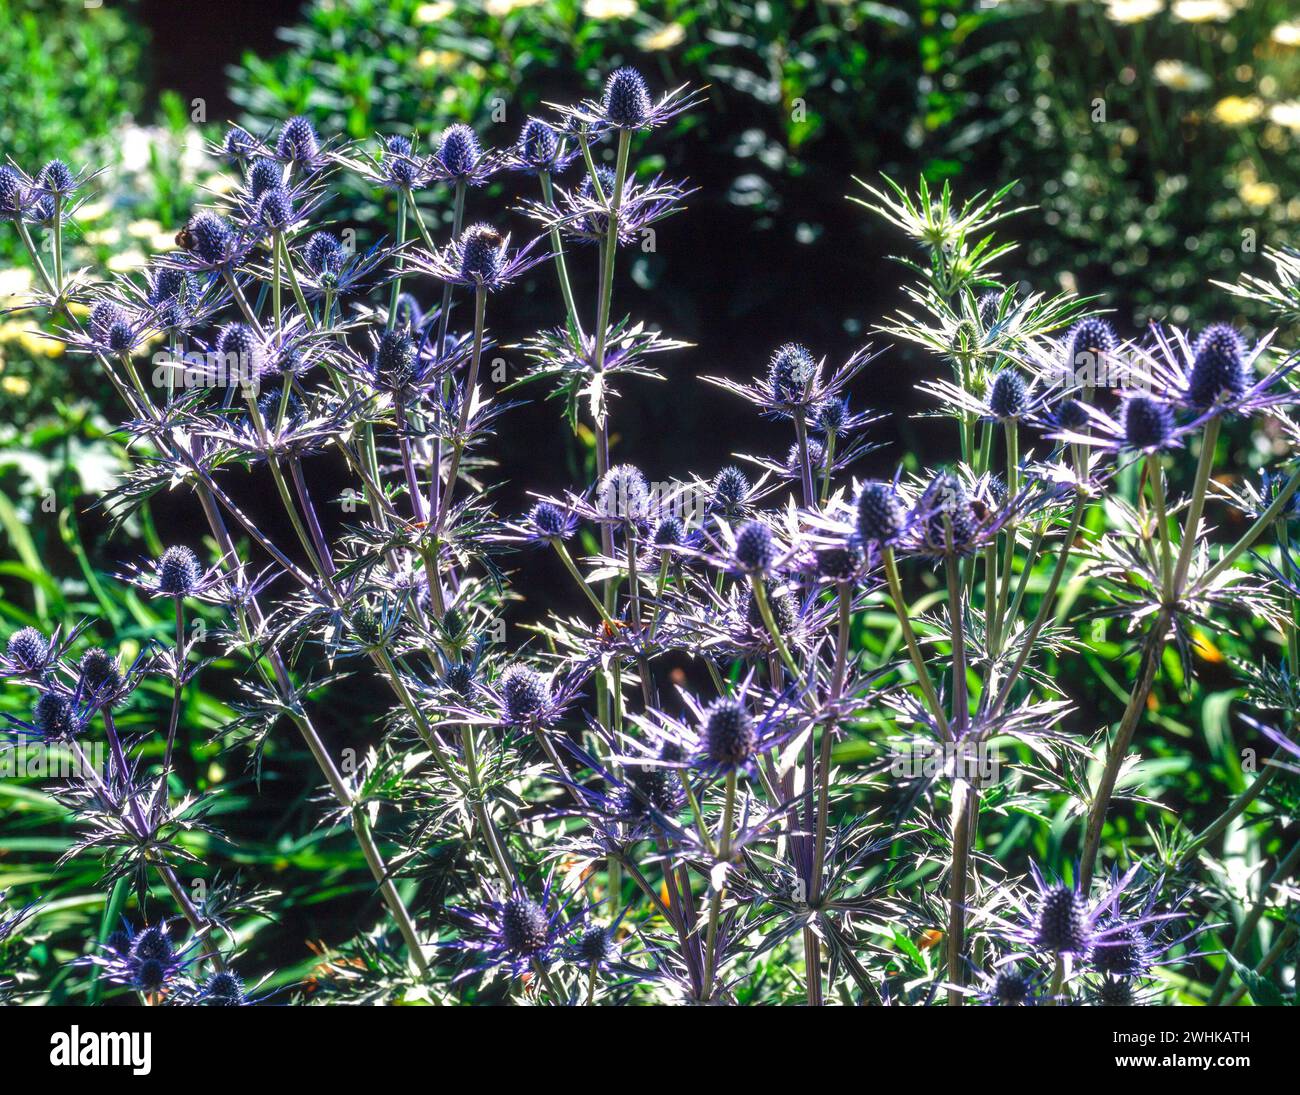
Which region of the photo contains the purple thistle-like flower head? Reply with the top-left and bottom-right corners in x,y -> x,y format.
734,519 -> 775,571
767,342 -> 817,405
146,266 -> 197,308
79,647 -> 124,704
37,159 -> 74,195
654,514 -> 686,548
1187,324 -> 1248,408
1055,397 -> 1089,431
1094,976 -> 1135,1006
1066,317 -> 1118,369
436,123 -> 481,177
988,370 -> 1028,419
156,546 -> 202,597
372,329 -> 417,388
920,471 -> 976,553
216,323 -> 263,375
201,970 -> 246,1006
745,587 -> 797,633
1090,919 -> 1151,977
1123,396 -> 1175,450
223,125 -> 257,160
856,480 -> 904,544
499,664 -> 550,722
602,67 -> 654,128
458,223 -> 505,282
443,661 -> 475,697
516,117 -> 559,168
383,134 -> 423,187
90,301 -> 126,342
276,116 -> 319,164
529,501 -> 569,540
7,627 -> 49,673
247,158 -> 280,200
992,968 -> 1032,1005
814,397 -> 849,434
33,692 -> 75,740
711,465 -> 749,512
598,464 -> 650,522
258,187 -> 295,231
0,167 -> 25,214
183,212 -> 237,265
702,696 -> 757,767
500,896 -> 550,957
304,231 -> 345,277
1035,884 -> 1090,954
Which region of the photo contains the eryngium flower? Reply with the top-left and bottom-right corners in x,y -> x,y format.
156,546 -> 202,596
711,466 -> 750,513
988,370 -> 1028,419
745,588 -> 797,633
276,115 -> 320,166
529,501 -> 571,540
1066,317 -> 1118,370
1186,324 -> 1248,408
305,231 -> 344,278
1123,396 -> 1175,450
500,897 -> 550,957
733,519 -> 775,571
37,159 -> 74,196
602,67 -> 653,127
1035,884 -> 1090,954
508,117 -> 573,175
258,187 -> 295,231
247,158 -> 280,200
458,223 -> 505,282
991,968 -> 1032,1006
597,464 -> 651,522
409,225 -> 545,291
1090,920 -> 1151,977
768,342 -> 818,405
428,123 -> 500,185
176,211 -> 247,269
33,692 -> 75,739
200,970 -> 246,1006
702,696 -> 756,766
372,329 -> 417,389
0,166 -> 26,215
856,480 -> 905,543
79,648 -> 124,705
498,665 -> 551,722
382,134 -> 426,188
6,627 -> 49,673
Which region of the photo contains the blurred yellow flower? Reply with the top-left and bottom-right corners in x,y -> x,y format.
584,0 -> 637,18
419,48 -> 460,69
107,249 -> 148,273
127,219 -> 163,239
18,330 -> 64,358
637,22 -> 685,50
1268,101 -> 1300,130
486,0 -> 543,15
1271,19 -> 1300,46
1212,96 -> 1263,125
1105,0 -> 1161,25
1239,180 -> 1280,208
84,227 -> 122,247
0,267 -> 34,309
76,200 -> 110,222
415,1 -> 454,22
2,376 -> 31,397
1153,60 -> 1211,92
1171,0 -> 1232,21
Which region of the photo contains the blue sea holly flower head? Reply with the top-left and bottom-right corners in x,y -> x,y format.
705,343 -> 879,420
171,210 -> 253,272
86,921 -> 202,997
1050,391 -> 1188,458
221,124 -> 259,164
380,133 -> 430,190
428,123 -> 501,186
246,157 -> 281,201
197,970 -> 247,1006
1126,323 -> 1296,423
620,675 -> 810,782
552,66 -> 702,133
5,627 -> 51,676
274,115 -> 325,171
119,545 -> 222,601
595,463 -> 653,525
495,500 -> 581,548
446,880 -> 576,983
897,470 -> 1016,559
506,116 -> 576,176
410,223 -> 546,292
855,479 -> 907,546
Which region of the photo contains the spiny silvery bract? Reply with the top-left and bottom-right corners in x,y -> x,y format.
1187,324 -> 1248,407
6,58 -> 1295,1012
